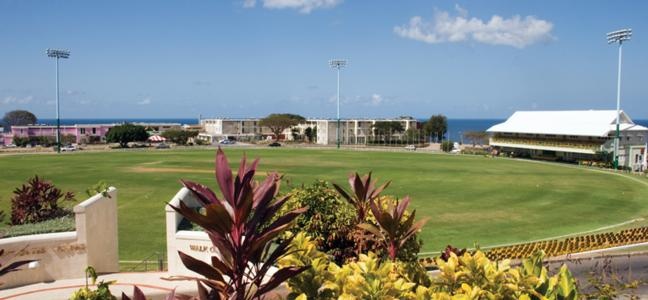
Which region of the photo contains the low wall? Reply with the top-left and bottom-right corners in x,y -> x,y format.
166,188 -> 217,276
0,187 -> 119,289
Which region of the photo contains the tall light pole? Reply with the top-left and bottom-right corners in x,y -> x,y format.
47,48 -> 70,153
607,29 -> 631,169
329,59 -> 347,149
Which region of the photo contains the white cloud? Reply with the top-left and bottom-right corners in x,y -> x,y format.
2,96 -> 33,105
65,90 -> 85,96
137,97 -> 152,105
370,94 -> 383,106
243,0 -> 256,8
394,6 -> 554,48
246,0 -> 343,14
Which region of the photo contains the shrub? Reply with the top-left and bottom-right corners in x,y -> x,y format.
161,129 -> 198,145
282,181 -> 357,264
0,216 -> 75,238
438,244 -> 466,262
105,124 -> 148,148
441,140 -> 454,152
10,176 -> 74,225
12,136 -> 29,147
69,266 -> 117,300
283,243 -> 580,299
166,148 -> 308,299
432,250 -> 579,299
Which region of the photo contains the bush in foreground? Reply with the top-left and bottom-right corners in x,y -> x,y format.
10,175 -> 74,225
167,148 -> 308,299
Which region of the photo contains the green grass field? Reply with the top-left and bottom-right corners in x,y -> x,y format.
1,147 -> 647,261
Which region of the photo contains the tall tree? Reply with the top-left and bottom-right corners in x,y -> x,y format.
161,129 -> 198,145
105,124 -> 148,148
424,114 -> 447,143
372,121 -> 404,141
259,113 -> 306,141
2,110 -> 37,131
304,127 -> 313,143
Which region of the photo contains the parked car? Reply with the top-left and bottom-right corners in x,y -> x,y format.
156,143 -> 170,149
61,145 -> 77,152
268,142 -> 281,147
219,139 -> 236,145
404,144 -> 416,151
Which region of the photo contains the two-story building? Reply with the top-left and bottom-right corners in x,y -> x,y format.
487,110 -> 648,170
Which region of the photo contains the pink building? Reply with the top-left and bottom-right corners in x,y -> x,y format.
7,124 -> 113,145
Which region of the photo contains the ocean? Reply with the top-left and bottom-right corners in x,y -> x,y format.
36,118 -> 648,142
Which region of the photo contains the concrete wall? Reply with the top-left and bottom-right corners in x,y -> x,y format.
166,188 -> 218,276
0,188 -> 119,289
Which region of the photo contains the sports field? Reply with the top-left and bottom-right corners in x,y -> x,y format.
1,147 -> 648,261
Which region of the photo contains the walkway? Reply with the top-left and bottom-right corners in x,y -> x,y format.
0,272 -> 197,300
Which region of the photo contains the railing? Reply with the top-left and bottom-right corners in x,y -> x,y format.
121,251 -> 166,272
491,137 -> 603,151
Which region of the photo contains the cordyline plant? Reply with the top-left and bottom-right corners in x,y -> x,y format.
333,172 -> 390,223
439,245 -> 467,262
358,196 -> 428,261
11,175 -> 74,225
167,148 -> 308,300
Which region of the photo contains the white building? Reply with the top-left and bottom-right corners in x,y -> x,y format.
198,117 -> 418,145
487,110 -> 648,170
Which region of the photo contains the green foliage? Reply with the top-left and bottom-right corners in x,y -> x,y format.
279,234 -> 421,300
0,216 -> 75,238
283,181 -> 357,264
278,233 -> 336,300
2,110 -> 36,130
259,113 -> 306,141
441,141 -> 454,152
69,266 -> 117,300
372,121 -> 405,140
432,250 -> 580,299
86,181 -> 111,198
424,114 -> 447,142
304,127 -> 315,143
105,124 -> 148,148
161,129 -> 198,145
11,136 -> 30,147
11,175 -> 74,225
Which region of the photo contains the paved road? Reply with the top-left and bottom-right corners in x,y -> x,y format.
545,253 -> 648,298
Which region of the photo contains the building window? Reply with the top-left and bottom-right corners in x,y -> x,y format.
92,128 -> 96,134
80,128 -> 86,134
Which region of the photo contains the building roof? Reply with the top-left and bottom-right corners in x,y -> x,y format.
487,110 -> 648,137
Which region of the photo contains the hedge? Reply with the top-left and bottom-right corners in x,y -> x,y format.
0,216 -> 75,238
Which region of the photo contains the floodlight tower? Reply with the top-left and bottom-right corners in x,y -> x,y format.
606,29 -> 631,169
46,48 -> 70,153
329,59 -> 347,149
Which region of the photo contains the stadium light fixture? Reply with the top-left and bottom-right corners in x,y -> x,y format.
46,48 -> 70,153
329,59 -> 347,149
606,29 -> 631,169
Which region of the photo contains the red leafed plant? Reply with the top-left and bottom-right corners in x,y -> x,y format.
358,196 -> 428,261
333,172 -> 390,223
11,175 -> 74,225
439,245 -> 467,262
167,148 -> 308,300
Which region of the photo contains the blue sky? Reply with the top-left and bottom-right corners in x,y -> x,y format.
1,0 -> 647,119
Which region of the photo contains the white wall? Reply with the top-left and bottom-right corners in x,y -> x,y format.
0,188 -> 119,289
